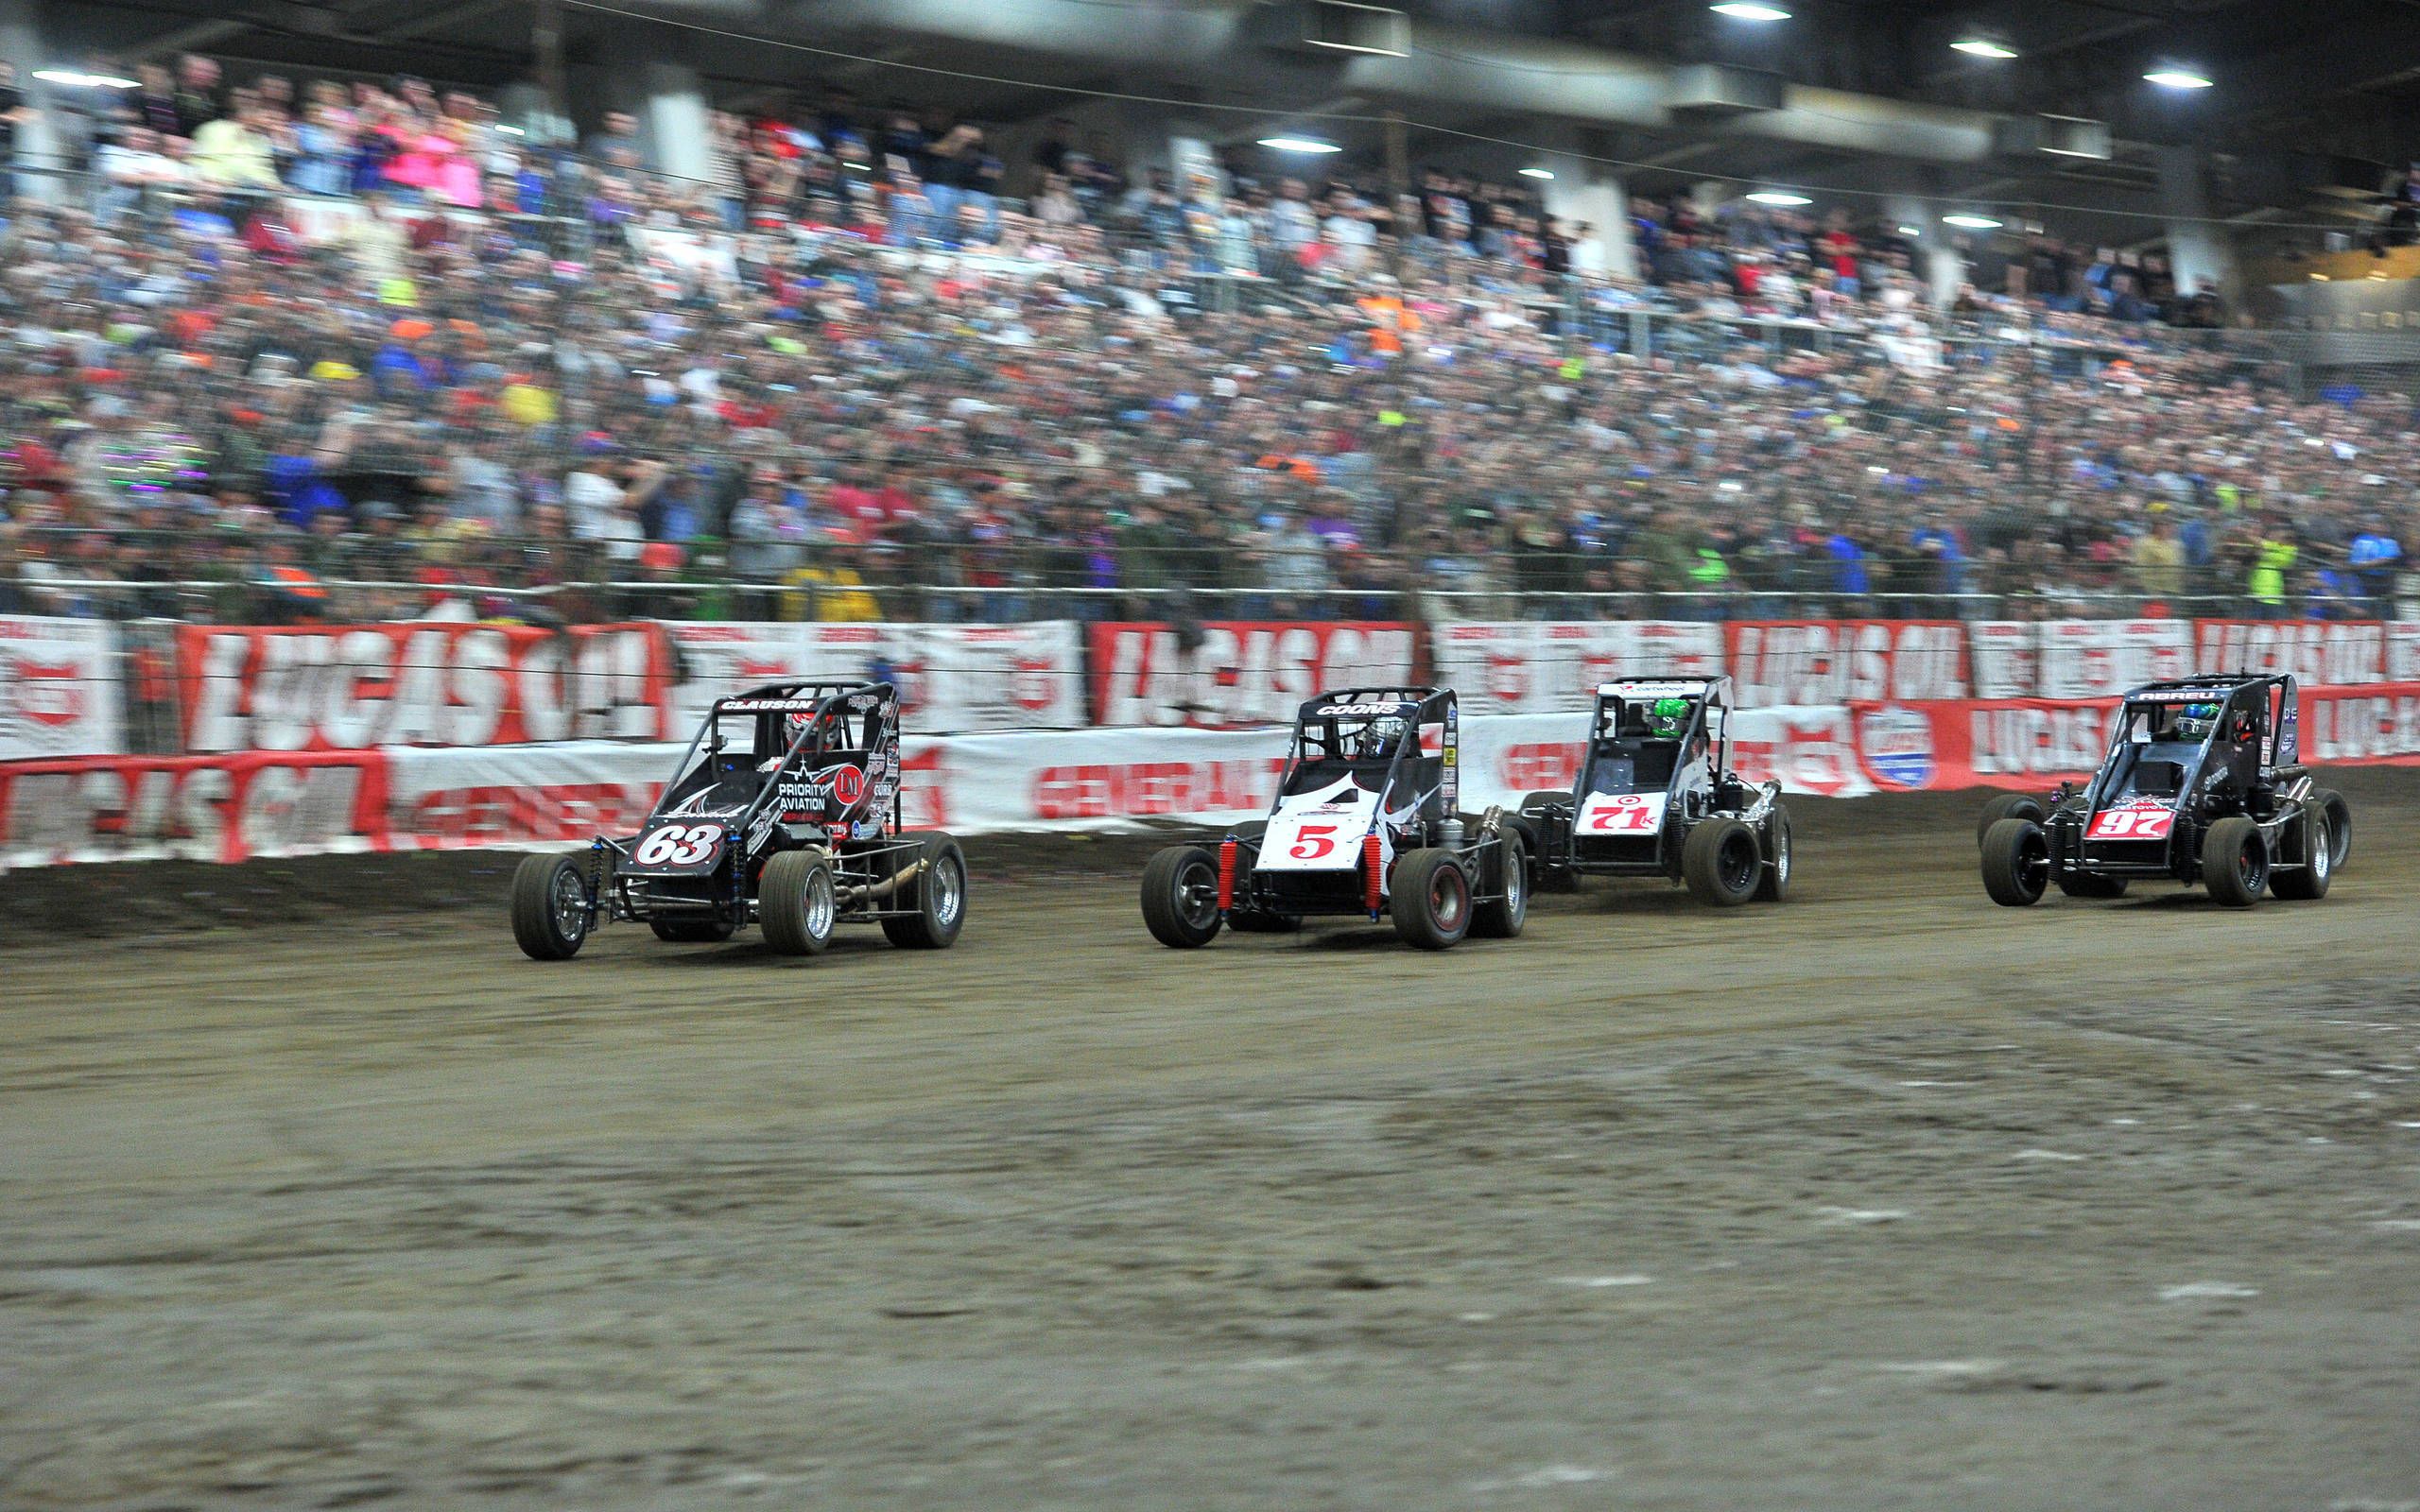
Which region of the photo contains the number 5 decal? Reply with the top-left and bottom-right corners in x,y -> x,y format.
1289,824 -> 1340,861
635,822 -> 722,866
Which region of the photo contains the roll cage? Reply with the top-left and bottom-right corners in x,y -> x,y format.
2083,675 -> 2299,817
650,679 -> 902,841
1575,677 -> 1731,807
1272,686 -> 1458,822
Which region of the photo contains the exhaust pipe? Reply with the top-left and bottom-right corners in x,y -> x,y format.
840,857 -> 927,905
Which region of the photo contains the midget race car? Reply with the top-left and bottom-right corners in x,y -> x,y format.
510,680 -> 966,958
1139,687 -> 1527,951
1511,676 -> 1791,906
1977,673 -> 2351,908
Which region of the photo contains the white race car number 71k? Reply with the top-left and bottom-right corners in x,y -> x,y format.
2088,807 -> 2175,840
634,822 -> 722,867
1584,795 -> 1658,833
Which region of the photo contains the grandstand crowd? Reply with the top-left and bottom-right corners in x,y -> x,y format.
1,53 -> 2414,625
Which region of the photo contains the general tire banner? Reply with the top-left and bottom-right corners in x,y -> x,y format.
1723,620 -> 1972,707
0,616 -> 122,761
1431,621 -> 1723,714
0,750 -> 388,868
177,622 -> 672,752
1087,622 -> 1420,729
667,622 -> 1082,731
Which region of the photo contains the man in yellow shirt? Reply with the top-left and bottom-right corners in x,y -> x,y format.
2130,513 -> 2186,602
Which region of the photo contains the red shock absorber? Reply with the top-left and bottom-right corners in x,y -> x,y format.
1362,832 -> 1385,917
1217,838 -> 1237,912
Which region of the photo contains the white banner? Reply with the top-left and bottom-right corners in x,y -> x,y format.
1430,621 -> 1722,714
667,621 -> 1083,731
0,616 -> 122,761
2035,618 -> 2192,698
1967,622 -> 2038,700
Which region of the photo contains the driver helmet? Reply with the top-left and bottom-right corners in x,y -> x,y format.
2173,702 -> 2221,740
1354,715 -> 1408,760
1647,696 -> 1692,739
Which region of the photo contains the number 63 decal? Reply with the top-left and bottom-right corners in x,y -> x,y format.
633,822 -> 723,867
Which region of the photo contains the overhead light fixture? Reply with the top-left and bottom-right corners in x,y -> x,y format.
1896,224 -> 1922,236
2144,67 -> 2214,89
1745,190 -> 1811,206
1519,166 -> 1555,180
495,124 -> 527,137
1258,135 -> 1342,154
33,68 -> 139,89
1950,37 -> 2018,60
1942,213 -> 2002,230
1709,2 -> 1791,19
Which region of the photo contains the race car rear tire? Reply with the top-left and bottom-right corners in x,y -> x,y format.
760,850 -> 838,954
881,833 -> 969,949
2056,872 -> 2129,899
1391,848 -> 1473,951
511,852 -> 592,960
1141,845 -> 1223,949
2312,788 -> 2351,870
1979,818 -> 2049,907
2272,805 -> 2333,902
1976,793 -> 2047,850
1470,831 -> 1528,939
2201,816 -> 2269,907
650,917 -> 735,943
1753,807 -> 1793,903
1682,817 -> 1762,907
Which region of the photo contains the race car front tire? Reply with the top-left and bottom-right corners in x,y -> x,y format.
1141,845 -> 1223,949
2200,816 -> 2269,907
760,850 -> 838,954
881,832 -> 970,949
650,917 -> 736,943
1976,793 -> 2047,850
2272,805 -> 2333,902
1979,818 -> 2049,907
1470,831 -> 1528,939
1682,816 -> 1762,907
1391,848 -> 1473,951
511,852 -> 592,960
1753,807 -> 1793,903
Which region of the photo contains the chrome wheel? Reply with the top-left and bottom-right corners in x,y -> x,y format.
1174,857 -> 1219,932
552,865 -> 589,943
930,856 -> 964,927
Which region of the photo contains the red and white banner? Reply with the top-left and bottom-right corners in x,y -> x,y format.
2034,618 -> 2193,699
1431,621 -> 1723,714
667,621 -> 1081,731
2193,619 -> 2413,687
0,616 -> 122,761
1088,621 -> 1420,729
0,750 -> 389,868
1723,620 -> 1972,707
1967,622 -> 2038,701
177,622 -> 673,752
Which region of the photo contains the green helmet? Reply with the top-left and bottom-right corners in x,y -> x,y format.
1648,696 -> 1693,738
2174,701 -> 2221,740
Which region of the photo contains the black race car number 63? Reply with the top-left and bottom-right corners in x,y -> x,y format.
633,822 -> 723,868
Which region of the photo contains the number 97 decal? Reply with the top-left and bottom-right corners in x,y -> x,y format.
2087,807 -> 2174,840
633,822 -> 724,867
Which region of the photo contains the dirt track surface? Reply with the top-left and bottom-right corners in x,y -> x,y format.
6,776 -> 2420,1510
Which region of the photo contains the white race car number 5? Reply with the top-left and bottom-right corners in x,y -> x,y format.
1288,824 -> 1342,861
634,822 -> 722,867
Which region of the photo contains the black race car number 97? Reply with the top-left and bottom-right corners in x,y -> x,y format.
632,822 -> 724,868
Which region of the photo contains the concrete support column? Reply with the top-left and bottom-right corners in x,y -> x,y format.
1884,197 -> 1966,308
637,60 -> 712,185
0,0 -> 65,200
2157,146 -> 2240,306
1539,154 -> 1635,280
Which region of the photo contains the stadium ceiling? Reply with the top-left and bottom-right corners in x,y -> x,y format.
34,0 -> 2420,238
